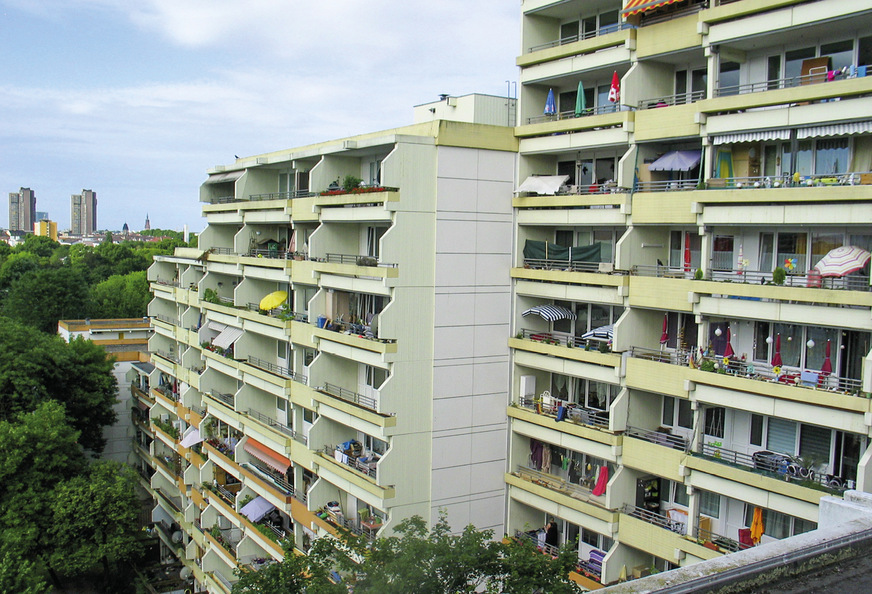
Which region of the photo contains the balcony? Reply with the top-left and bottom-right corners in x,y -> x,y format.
317,382 -> 377,413
516,107 -> 633,140
322,445 -> 378,480
241,459 -> 303,504
246,356 -> 308,385
516,395 -> 610,432
205,390 -> 235,409
314,186 -> 399,208
521,22 -> 634,59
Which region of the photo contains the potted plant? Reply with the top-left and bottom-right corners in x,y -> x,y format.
772,267 -> 786,286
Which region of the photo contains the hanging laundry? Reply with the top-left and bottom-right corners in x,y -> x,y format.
592,466 -> 609,496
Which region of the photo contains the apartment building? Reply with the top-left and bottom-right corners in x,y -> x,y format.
71,189 -> 98,236
507,0 -> 872,587
8,186 -> 36,233
136,95 -> 517,591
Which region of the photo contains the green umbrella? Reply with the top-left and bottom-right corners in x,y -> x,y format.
574,80 -> 586,117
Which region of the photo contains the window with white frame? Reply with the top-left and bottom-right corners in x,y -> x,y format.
662,396 -> 693,430
743,506 -> 816,539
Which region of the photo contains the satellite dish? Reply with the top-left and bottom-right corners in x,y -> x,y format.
180,566 -> 192,580
172,531 -> 183,543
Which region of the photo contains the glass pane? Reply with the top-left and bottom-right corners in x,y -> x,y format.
810,232 -> 842,269
763,144 -> 779,176
751,414 -> 764,446
678,399 -> 693,429
860,36 -> 872,67
814,138 -> 849,175
555,229 -> 573,247
675,70 -> 687,97
691,69 -> 707,96
776,232 -> 808,273
600,10 -> 619,33
561,21 -> 579,43
712,235 -> 734,271
669,230 -> 682,267
590,304 -> 610,330
759,232 -> 774,272
821,40 -> 854,72
720,61 -> 740,95
785,47 -> 816,85
767,55 -> 782,89
799,424 -> 831,468
663,396 -> 675,426
597,84 -> 615,112
754,322 -> 771,361
673,482 -> 689,507
794,518 -> 817,535
704,407 -> 725,438
773,322 -> 801,367
795,140 -> 813,176
582,17 -> 597,39
700,491 -> 720,518
559,91 -> 577,115
586,381 -> 610,410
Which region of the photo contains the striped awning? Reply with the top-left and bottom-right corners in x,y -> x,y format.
623,0 -> 687,16
204,171 -> 243,184
522,304 -> 577,322
212,326 -> 243,349
797,121 -> 872,139
581,324 -> 614,342
712,129 -> 791,145
244,438 -> 291,473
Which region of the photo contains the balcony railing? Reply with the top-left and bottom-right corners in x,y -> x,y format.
324,253 -> 397,268
207,390 -> 235,408
527,22 -> 634,53
517,328 -> 614,351
691,524 -> 749,553
154,313 -> 180,326
623,504 -> 686,534
153,278 -> 181,287
634,179 -> 699,192
207,195 -> 240,204
626,425 -> 689,451
324,446 -> 378,479
244,459 -> 301,501
247,248 -> 288,259
154,385 -> 179,401
246,407 -> 295,438
638,89 -> 706,109
521,259 -> 617,273
210,246 -> 236,255
318,382 -> 377,412
518,395 -> 610,431
631,262 -> 871,292
247,356 -> 308,384
526,103 -> 631,125
707,172 -> 872,189
698,442 -> 853,493
249,190 -> 314,201
629,345 -> 865,396
714,70 -> 857,98
515,465 -> 604,502
154,349 -> 180,364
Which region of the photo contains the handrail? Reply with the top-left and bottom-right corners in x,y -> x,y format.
324,253 -> 398,268
246,407 -> 296,438
638,89 -> 706,109
207,390 -> 235,408
248,190 -> 314,201
527,22 -> 634,53
324,445 -> 378,478
518,394 -> 610,430
714,70 -> 853,98
247,356 -> 308,384
623,504 -> 685,534
626,425 -> 689,452
319,382 -> 377,412
526,103 -> 631,125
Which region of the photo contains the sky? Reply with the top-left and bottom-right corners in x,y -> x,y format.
0,0 -> 519,233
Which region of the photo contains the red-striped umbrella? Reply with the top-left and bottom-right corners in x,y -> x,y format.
724,326 -> 734,359
771,334 -> 782,367
660,313 -> 669,345
813,245 -> 871,277
820,339 -> 832,376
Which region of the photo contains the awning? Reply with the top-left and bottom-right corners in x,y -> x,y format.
212,326 -> 244,350
516,175 -> 569,195
204,171 -> 243,184
648,150 -> 701,172
239,496 -> 276,523
132,361 -> 155,375
522,304 -> 577,322
136,400 -> 150,411
179,428 -> 203,449
623,0 -> 687,17
244,438 -> 291,474
206,320 -> 227,332
798,121 -> 872,139
712,129 -> 791,145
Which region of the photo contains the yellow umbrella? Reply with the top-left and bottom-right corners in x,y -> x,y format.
750,507 -> 764,544
259,290 -> 288,311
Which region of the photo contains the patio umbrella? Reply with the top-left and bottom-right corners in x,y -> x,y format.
750,507 -> 764,545
608,71 -> 620,104
724,326 -> 735,359
574,80 -> 586,117
259,290 -> 288,311
771,334 -> 783,367
581,324 -> 613,341
659,314 -> 669,346
820,339 -> 832,375
522,304 -> 576,322
813,245 -> 872,277
544,88 -> 556,115
684,232 -> 692,273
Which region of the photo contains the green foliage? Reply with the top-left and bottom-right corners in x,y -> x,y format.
700,359 -> 717,372
0,545 -> 50,594
0,318 -> 117,452
489,537 -> 582,594
694,267 -> 704,280
342,174 -> 364,191
14,235 -> 60,259
50,461 -> 144,580
3,267 -> 91,332
0,252 -> 39,292
772,266 -> 786,285
89,271 -> 150,318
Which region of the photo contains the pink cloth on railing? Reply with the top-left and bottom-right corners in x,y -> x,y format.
592,466 -> 609,496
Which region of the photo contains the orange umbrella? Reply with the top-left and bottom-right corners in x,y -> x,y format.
750,507 -> 764,544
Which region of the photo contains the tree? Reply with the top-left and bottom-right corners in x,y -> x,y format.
3,267 -> 91,332
0,544 -> 50,594
0,401 -> 86,587
0,318 -> 117,452
14,235 -> 59,259
90,271 -> 150,318
0,251 -> 39,294
50,461 -> 144,586
488,536 -> 583,594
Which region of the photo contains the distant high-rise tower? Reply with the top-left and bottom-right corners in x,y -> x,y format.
8,187 -> 36,233
144,213 -> 150,231
70,189 -> 97,235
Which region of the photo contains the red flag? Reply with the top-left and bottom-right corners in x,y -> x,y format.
608,71 -> 620,104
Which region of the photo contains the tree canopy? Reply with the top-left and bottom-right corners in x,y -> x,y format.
232,514 -> 583,594
0,317 -> 117,452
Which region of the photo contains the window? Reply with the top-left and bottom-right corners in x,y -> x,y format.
785,47 -> 815,84
750,414 -> 764,446
699,491 -> 721,518
799,424 -> 831,468
664,480 -> 688,507
662,396 -> 693,429
712,235 -> 734,271
814,138 -> 849,175
303,348 -> 316,368
719,61 -> 740,96
669,230 -> 701,272
302,408 -> 316,424
744,507 -> 815,539
560,21 -> 579,43
704,407 -> 725,438
365,365 -> 387,390
821,40 -> 854,72
767,418 -> 797,455
662,396 -> 674,427
754,321 -> 839,372
678,399 -> 693,429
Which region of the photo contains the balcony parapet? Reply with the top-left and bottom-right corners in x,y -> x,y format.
509,332 -> 621,368
516,108 -> 633,139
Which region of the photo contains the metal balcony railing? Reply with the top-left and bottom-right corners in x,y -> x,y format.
517,395 -> 610,430
247,356 -> 307,384
153,278 -> 181,287
714,71 -> 855,98
324,253 -> 397,268
207,391 -> 235,408
207,195 -> 240,204
521,258 -> 616,273
515,465 -> 603,502
155,349 -> 180,364
318,382 -> 377,412
623,504 -> 686,534
527,22 -> 634,53
638,89 -> 706,109
634,179 -> 700,192
526,103 -> 630,125
248,190 -> 314,201
246,407 -> 295,438
154,313 -> 179,326
245,459 -> 297,498
324,446 -> 378,479
626,425 -> 689,451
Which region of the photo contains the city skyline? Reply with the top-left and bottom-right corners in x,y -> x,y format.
0,0 -> 519,232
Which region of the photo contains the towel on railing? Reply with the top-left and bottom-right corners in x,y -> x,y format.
592,466 -> 609,496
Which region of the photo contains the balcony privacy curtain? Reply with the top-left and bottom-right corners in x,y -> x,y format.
622,0 -> 687,17
523,240 -> 604,263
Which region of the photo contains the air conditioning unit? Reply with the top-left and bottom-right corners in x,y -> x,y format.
598,262 -> 615,273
